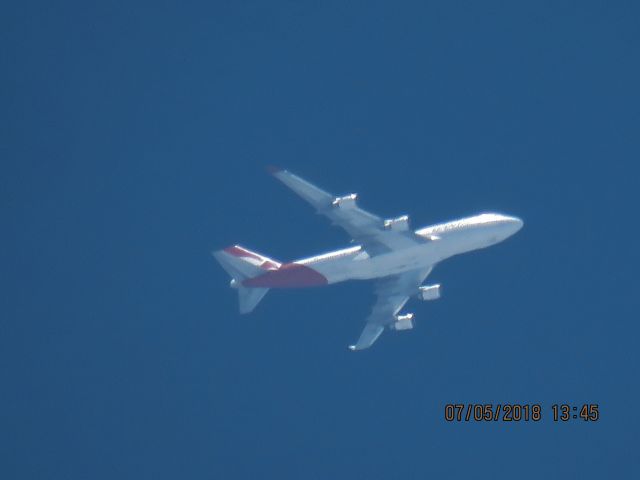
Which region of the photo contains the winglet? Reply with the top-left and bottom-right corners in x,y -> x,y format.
349,324 -> 384,351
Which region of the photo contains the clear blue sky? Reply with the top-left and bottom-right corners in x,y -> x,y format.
2,1 -> 639,478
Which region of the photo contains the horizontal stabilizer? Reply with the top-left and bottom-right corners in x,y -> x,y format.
238,287 -> 269,314
212,245 -> 281,280
212,245 -> 281,314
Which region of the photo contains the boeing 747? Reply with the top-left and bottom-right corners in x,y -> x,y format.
213,167 -> 523,350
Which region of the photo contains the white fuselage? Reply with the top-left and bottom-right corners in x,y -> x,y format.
295,213 -> 523,284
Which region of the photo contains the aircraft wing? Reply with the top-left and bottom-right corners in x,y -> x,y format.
349,267 -> 433,350
268,167 -> 425,256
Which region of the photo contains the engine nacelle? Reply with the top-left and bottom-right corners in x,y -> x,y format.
384,215 -> 410,231
332,193 -> 358,210
390,313 -> 414,330
418,284 -> 441,301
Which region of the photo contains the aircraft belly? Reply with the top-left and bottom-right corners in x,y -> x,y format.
310,254 -> 369,283
310,245 -> 436,283
368,248 -> 435,276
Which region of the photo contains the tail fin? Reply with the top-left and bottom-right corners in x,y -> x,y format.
212,245 -> 281,314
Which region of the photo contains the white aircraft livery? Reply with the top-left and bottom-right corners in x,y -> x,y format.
213,167 -> 523,351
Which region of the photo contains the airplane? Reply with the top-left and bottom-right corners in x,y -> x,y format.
213,167 -> 523,351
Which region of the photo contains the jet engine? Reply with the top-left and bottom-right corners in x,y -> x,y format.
332,193 -> 358,209
418,284 -> 441,301
384,215 -> 410,231
390,313 -> 414,330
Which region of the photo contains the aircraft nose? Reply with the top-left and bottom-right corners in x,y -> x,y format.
503,215 -> 524,234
